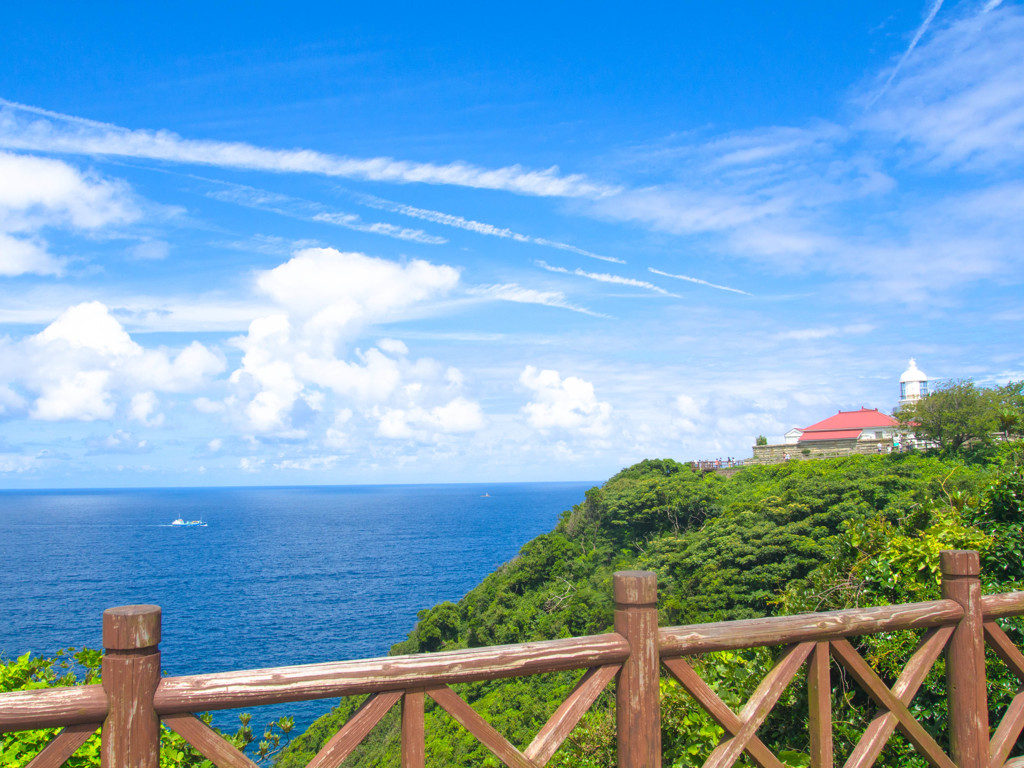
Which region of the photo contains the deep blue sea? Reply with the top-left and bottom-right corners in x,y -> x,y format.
0,482 -> 595,736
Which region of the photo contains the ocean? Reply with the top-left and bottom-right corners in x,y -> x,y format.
0,481 -> 595,736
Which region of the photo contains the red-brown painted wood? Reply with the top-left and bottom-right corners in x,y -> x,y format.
0,686 -> 107,733
659,600 -> 962,657
830,637 -> 955,768
401,688 -> 425,768
983,621 -> 1024,767
427,684 -> 535,768
661,656 -> 784,768
942,550 -> 990,768
306,690 -> 402,768
615,571 -> 660,768
808,642 -> 832,768
702,642 -> 814,768
24,722 -> 99,768
525,664 -> 619,766
981,592 -> 1024,620
101,605 -> 161,768
844,625 -> 952,768
163,713 -> 260,768
152,632 -> 630,714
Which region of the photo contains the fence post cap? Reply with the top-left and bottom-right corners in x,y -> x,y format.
102,605 -> 161,650
613,571 -> 657,605
939,550 -> 980,577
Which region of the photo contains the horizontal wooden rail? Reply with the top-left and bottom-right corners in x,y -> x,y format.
0,685 -> 107,732
981,591 -> 1024,619
154,632 -> 631,714
8,593 -> 1024,733
4,560 -> 1024,768
658,598 -> 965,656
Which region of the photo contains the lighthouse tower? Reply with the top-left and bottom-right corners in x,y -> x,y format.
899,358 -> 929,407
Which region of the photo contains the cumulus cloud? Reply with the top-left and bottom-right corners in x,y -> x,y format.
255,248 -> 459,341
212,248 -> 484,442
0,150 -> 140,276
0,301 -> 224,422
519,366 -> 612,437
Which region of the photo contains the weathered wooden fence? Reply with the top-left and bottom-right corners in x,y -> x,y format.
4,549 -> 1024,768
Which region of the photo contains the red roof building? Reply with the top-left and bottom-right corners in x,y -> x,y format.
797,408 -> 899,443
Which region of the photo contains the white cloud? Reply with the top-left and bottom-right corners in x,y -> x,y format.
129,392 -> 164,426
537,261 -> 679,297
0,301 -> 224,422
861,4 -> 1024,170
360,194 -> 624,263
311,212 -> 447,244
0,150 -> 140,276
469,283 -> 606,317
32,370 -> 115,421
648,267 -> 751,296
0,100 -> 619,199
519,366 -> 612,437
375,397 -> 484,440
211,248 -> 483,440
255,247 -> 459,340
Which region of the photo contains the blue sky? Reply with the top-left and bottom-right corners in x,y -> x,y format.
0,1 -> 1021,487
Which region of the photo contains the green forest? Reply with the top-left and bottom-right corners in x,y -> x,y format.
4,438 -> 1024,767
273,442 -> 1024,768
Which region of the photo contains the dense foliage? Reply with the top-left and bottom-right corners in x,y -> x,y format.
897,379 -> 1024,451
0,649 -> 291,767
277,446 -> 1024,768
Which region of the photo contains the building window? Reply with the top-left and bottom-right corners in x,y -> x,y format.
920,381 -> 928,396
901,382 -> 908,399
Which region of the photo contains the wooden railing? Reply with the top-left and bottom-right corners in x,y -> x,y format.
4,549 -> 1024,767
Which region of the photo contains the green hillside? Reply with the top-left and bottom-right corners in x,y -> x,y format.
278,445 -> 1024,767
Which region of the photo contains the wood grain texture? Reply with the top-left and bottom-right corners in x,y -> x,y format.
659,600 -> 962,657
844,626 -> 952,768
306,690 -> 402,768
830,638 -> 956,768
23,722 -> 99,768
102,606 -> 161,651
163,714 -> 260,768
525,664 -> 619,766
427,685 -> 535,768
153,633 -> 630,714
988,691 -> 1024,768
984,621 -> 1024,768
661,656 -> 784,768
702,642 -> 814,768
401,689 -> 425,768
985,622 -> 1024,684
942,550 -> 990,768
981,592 -> 1024,620
808,642 -> 832,768
0,685 -> 107,733
101,607 -> 161,768
614,571 -> 661,768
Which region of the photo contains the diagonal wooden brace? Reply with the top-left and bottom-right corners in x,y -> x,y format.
830,638 -> 956,768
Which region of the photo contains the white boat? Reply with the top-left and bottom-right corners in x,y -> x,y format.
171,518 -> 207,527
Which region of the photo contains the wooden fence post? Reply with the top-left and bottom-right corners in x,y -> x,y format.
940,550 -> 989,768
101,605 -> 162,768
614,570 -> 661,768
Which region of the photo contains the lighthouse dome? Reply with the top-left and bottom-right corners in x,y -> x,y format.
900,358 -> 926,383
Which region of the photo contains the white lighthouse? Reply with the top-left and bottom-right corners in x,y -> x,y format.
899,358 -> 929,407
